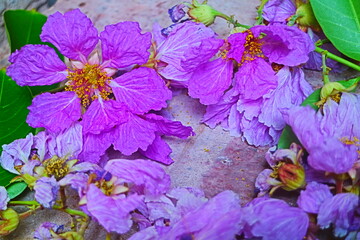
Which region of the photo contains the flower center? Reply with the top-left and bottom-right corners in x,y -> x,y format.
43,156 -> 69,180
240,30 -> 264,64
66,64 -> 112,107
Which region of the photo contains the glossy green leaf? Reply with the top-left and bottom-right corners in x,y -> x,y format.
4,9 -> 63,96
310,0 -> 360,61
0,166 -> 16,187
0,68 -> 35,154
300,88 -> 321,110
6,182 -> 27,199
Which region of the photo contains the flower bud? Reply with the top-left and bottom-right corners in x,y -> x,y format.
0,208 -> 19,236
188,0 -> 222,26
278,163 -> 305,191
295,2 -> 321,31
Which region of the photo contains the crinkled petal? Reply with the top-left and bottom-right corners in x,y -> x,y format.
40,9 -> 98,61
162,191 -> 242,240
101,21 -> 151,68
81,99 -> 128,134
105,159 -> 171,196
7,45 -> 67,86
240,117 -> 275,146
78,130 -> 114,163
202,87 -> 239,128
34,177 -> 59,208
263,0 -> 296,23
255,169 -> 272,194
113,113 -> 157,155
235,58 -> 277,100
259,67 -> 312,130
33,131 -> 49,162
157,21 -> 223,80
27,92 -> 81,134
21,160 -> 41,175
318,193 -> 359,237
48,123 -> 83,158
0,133 -> 34,174
168,4 -> 186,23
252,25 -> 314,66
110,68 -> 171,114
58,172 -> 89,198
86,184 -> 143,234
188,58 -> 233,105
0,186 -> 9,210
140,135 -> 173,165
227,32 -> 246,62
144,113 -> 194,139
297,182 -> 333,214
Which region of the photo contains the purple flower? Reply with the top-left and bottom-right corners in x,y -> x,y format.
297,182 -> 333,214
0,186 -> 9,210
282,93 -> 360,173
7,9 -> 195,164
72,158 -> 171,234
263,0 -> 296,24
317,193 -> 359,237
242,197 -> 309,240
34,176 -> 59,208
130,189 -> 242,240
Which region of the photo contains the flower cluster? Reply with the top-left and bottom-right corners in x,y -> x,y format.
1,0 -> 360,239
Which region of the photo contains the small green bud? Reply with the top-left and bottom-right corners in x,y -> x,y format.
278,163 -> 305,191
188,0 -> 222,26
295,2 -> 321,31
0,208 -> 19,236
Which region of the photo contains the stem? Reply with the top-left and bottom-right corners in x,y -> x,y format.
78,216 -> 90,236
256,0 -> 269,25
106,233 -> 111,240
336,179 -> 343,194
59,186 -> 67,209
52,205 -> 88,218
321,51 -> 330,84
315,47 -> 360,72
18,206 -> 40,219
9,200 -> 40,206
218,14 -> 251,29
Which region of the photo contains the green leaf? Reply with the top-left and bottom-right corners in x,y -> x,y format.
301,88 -> 321,110
0,166 -> 16,187
3,9 -> 63,96
6,182 -> 27,199
310,0 -> 360,61
277,125 -> 300,149
0,69 -> 35,154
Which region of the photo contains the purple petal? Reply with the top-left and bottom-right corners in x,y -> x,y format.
240,117 -> 275,146
188,58 -> 233,105
34,222 -> 63,240
0,186 -> 9,210
157,21 -> 223,80
255,169 -> 272,194
58,172 -> 89,196
263,0 -> 296,23
252,25 -> 314,66
47,123 -> 83,158
140,135 -> 173,165
27,92 -> 81,134
100,21 -> 151,68
110,68 -> 171,114
168,4 -> 186,23
227,32 -> 247,62
86,184 -> 143,234
297,182 -> 333,214
1,133 -> 34,174
318,193 -> 359,237
7,45 -> 67,86
81,99 -> 128,134
235,58 -> 277,100
105,158 -> 171,196
78,130 -> 114,164
259,67 -> 313,131
34,177 -> 59,208
112,113 -> 157,155
40,9 -> 98,61
33,131 -> 49,161
202,87 -> 239,128
144,113 -> 194,139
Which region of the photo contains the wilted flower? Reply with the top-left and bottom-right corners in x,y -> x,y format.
33,222 -> 64,240
297,181 -> 333,214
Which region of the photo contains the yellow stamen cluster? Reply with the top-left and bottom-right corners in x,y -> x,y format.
240,30 -> 265,65
96,180 -> 115,196
340,136 -> 360,156
43,156 -> 69,180
66,64 -> 112,107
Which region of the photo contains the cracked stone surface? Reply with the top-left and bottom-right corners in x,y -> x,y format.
1,0 -> 360,239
